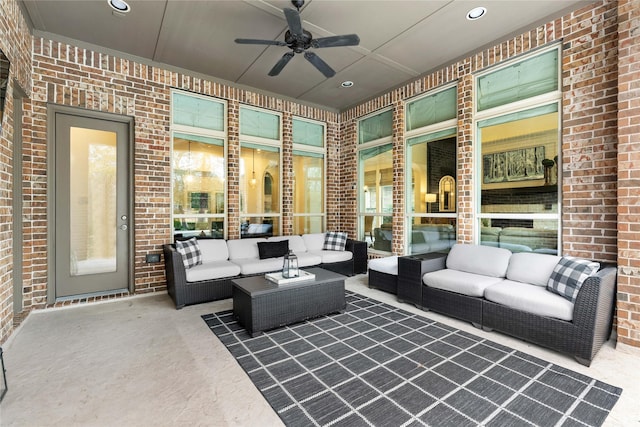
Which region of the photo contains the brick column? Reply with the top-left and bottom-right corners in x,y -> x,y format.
457,73 -> 474,243
226,100 -> 240,239
281,112 -> 294,235
392,101 -> 405,255
616,0 -> 640,350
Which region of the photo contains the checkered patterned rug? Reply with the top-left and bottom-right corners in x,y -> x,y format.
202,291 -> 621,426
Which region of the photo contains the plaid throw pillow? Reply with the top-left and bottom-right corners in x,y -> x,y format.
175,237 -> 202,269
323,231 -> 348,251
546,256 -> 600,302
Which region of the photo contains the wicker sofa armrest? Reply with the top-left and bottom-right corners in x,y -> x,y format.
163,244 -> 189,309
346,239 -> 368,274
571,266 -> 617,362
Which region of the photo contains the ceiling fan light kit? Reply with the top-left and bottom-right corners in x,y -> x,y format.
235,0 -> 360,78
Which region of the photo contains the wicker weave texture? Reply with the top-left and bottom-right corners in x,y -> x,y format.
368,270 -> 398,294
232,271 -> 346,336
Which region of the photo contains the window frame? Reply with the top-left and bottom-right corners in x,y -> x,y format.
239,105 -> 283,235
170,89 -> 228,239
404,83 -> 458,255
292,116 -> 326,234
473,44 -> 562,250
357,107 -> 394,253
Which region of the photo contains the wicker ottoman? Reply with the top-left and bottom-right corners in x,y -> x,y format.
368,256 -> 399,294
232,267 -> 346,337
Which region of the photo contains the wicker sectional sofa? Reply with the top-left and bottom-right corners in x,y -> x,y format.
421,243 -> 617,366
163,233 -> 367,309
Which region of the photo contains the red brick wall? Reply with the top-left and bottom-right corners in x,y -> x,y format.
0,0 -> 33,344
339,1 -> 631,344
19,38 -> 339,318
616,0 -> 640,348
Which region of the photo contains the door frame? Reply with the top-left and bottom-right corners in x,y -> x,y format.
47,105 -> 135,303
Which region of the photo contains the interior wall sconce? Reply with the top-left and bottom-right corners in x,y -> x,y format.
424,193 -> 437,213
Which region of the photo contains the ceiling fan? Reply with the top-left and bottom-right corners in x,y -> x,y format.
234,0 -> 360,78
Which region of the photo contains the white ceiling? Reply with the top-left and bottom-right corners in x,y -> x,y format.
20,0 -> 592,111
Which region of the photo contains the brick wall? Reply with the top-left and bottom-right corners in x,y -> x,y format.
3,0 -> 640,351
616,0 -> 640,349
18,37 -> 339,320
339,1 -> 631,342
0,0 -> 33,344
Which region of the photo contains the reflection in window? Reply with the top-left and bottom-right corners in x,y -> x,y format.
240,144 -> 280,237
293,151 -> 324,234
172,134 -> 225,238
359,143 -> 393,252
0,49 -> 9,129
406,130 -> 457,255
478,106 -> 559,254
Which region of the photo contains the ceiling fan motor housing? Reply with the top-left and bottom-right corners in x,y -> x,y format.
285,30 -> 312,53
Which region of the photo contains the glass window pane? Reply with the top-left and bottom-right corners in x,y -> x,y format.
358,109 -> 393,144
240,217 -> 279,238
359,143 -> 393,251
408,220 -> 457,255
293,151 -> 324,214
172,134 -> 225,238
240,107 -> 280,140
69,127 -> 117,275
294,216 -> 324,235
406,87 -> 457,131
478,105 -> 559,253
407,135 -> 456,215
172,92 -> 224,131
240,144 -> 280,216
477,48 -> 559,111
293,118 -> 324,147
480,219 -> 558,254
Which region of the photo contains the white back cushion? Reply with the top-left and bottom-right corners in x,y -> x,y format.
226,238 -> 267,260
197,239 -> 230,263
302,233 -> 326,252
268,235 -> 307,253
506,252 -> 562,287
446,244 -> 511,278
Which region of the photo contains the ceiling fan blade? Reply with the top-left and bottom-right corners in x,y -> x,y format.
283,8 -> 304,36
312,34 -> 360,48
304,52 -> 335,78
235,38 -> 287,47
269,52 -> 295,76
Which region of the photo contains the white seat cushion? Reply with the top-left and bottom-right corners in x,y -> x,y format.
368,256 -> 398,275
185,260 -> 241,282
506,252 -> 561,287
295,253 -> 322,267
302,233 -> 326,252
197,239 -> 230,263
268,235 -> 308,253
231,257 -> 284,275
446,244 -> 511,278
309,250 -> 352,264
227,238 -> 267,260
485,280 -> 574,321
423,269 -> 504,297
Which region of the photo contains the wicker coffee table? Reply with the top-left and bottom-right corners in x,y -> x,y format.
232,267 -> 346,337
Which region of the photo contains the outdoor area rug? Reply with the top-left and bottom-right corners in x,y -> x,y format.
202,291 -> 622,426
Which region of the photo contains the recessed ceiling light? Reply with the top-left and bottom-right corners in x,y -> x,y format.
466,6 -> 486,20
108,0 -> 130,13
341,81 -> 354,88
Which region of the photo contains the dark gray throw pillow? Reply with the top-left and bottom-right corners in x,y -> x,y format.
258,240 -> 289,260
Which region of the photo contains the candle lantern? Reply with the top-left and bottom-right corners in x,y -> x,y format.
282,250 -> 299,278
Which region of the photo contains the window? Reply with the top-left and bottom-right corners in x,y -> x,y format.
476,46 -> 561,254
171,91 -> 226,238
292,118 -> 325,234
405,85 -> 458,255
357,109 -> 393,252
240,106 -> 282,237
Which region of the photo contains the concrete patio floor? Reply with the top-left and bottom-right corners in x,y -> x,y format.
0,274 -> 638,426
